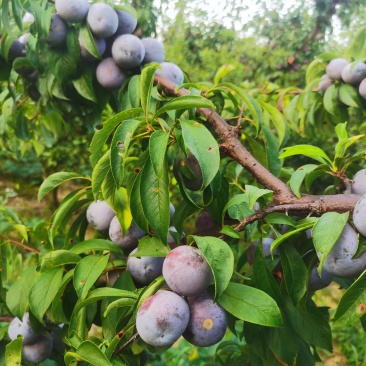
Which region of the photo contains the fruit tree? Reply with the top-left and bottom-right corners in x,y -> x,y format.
2,0 -> 366,365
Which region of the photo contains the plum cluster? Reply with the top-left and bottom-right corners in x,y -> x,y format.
136,245 -> 228,349
318,58 -> 366,100
3,0 -> 185,101
7,312 -> 62,363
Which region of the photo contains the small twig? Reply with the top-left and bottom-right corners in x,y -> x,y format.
0,316 -> 15,322
0,234 -> 40,254
114,333 -> 140,355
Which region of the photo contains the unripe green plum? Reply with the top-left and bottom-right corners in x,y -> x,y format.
55,0 -> 89,23
318,74 -> 333,94
351,169 -> 366,195
8,312 -> 39,345
326,58 -> 348,81
87,3 -> 118,38
22,333 -> 53,363
96,57 -> 127,90
127,248 -> 165,286
320,223 -> 366,277
353,194 -> 366,237
86,200 -> 115,231
115,10 -> 137,36
341,62 -> 366,85
142,37 -> 165,64
308,263 -> 333,291
162,245 -> 212,296
156,62 -> 184,84
47,14 -> 68,48
112,34 -> 145,69
79,33 -> 106,61
359,78 -> 366,100
183,293 -> 227,347
136,290 -> 190,348
109,217 -> 146,250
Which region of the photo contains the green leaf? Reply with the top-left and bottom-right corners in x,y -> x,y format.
289,164 -> 319,198
92,150 -> 111,201
279,243 -> 308,304
110,119 -> 141,187
245,185 -> 273,209
338,83 -> 362,108
128,75 -> 141,108
6,265 -> 37,319
155,95 -> 215,116
132,236 -> 170,257
11,0 -> 23,31
312,212 -> 349,273
73,68 -> 97,102
40,250 -> 81,272
1,1 -> 11,35
264,213 -> 297,227
323,84 -> 338,116
285,298 -> 332,351
333,270 -> 366,326
29,267 -> 64,323
216,282 -> 283,327
79,23 -> 101,59
348,26 -> 366,60
217,83 -> 263,133
219,225 -> 241,239
70,239 -> 123,254
38,172 -> 85,201
74,254 -> 110,299
181,119 -> 220,189
258,101 -> 288,146
262,126 -> 281,176
253,245 -> 282,304
89,108 -> 143,167
140,154 -> 170,242
214,64 -> 235,85
103,298 -> 136,317
5,337 -> 22,366
141,63 -> 161,114
149,130 -> 170,178
280,145 -> 332,166
192,236 -> 234,299
65,341 -> 112,366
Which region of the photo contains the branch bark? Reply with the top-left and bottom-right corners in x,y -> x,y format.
154,75 -> 360,229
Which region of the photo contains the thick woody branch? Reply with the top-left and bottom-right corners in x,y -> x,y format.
154,74 -> 295,201
154,75 -> 360,229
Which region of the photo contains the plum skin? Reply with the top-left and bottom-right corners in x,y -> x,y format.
55,0 -> 89,23
308,263 -> 333,292
136,290 -> 190,348
352,169 -> 366,196
326,58 -> 348,81
109,217 -> 145,250
183,293 -> 227,347
156,62 -> 184,84
127,248 -> 164,286
318,222 -> 366,277
8,312 -> 39,345
96,58 -> 127,90
353,193 -> 366,237
112,34 -> 145,69
22,333 -> 53,363
115,10 -> 137,36
86,200 -> 115,231
142,38 -> 165,64
47,14 -> 68,47
162,245 -> 212,296
87,3 -> 118,38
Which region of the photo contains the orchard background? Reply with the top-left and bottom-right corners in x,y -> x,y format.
2,0 -> 366,365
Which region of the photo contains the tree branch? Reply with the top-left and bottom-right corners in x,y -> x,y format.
0,234 -> 40,254
154,75 -> 361,229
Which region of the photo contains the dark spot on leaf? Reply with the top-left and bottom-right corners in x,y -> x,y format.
207,147 -> 212,152
360,304 -> 366,313
134,168 -> 141,174
117,331 -> 125,338
96,124 -> 103,130
117,141 -> 124,149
